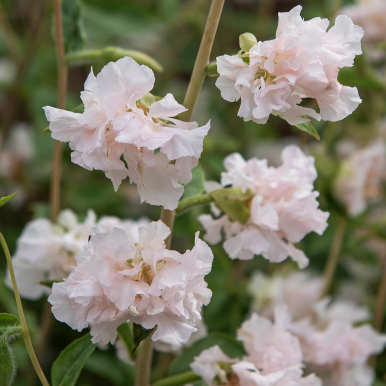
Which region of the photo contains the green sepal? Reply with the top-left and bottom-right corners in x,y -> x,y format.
117,322 -> 136,360
210,187 -> 254,224
51,333 -> 97,386
132,323 -> 155,355
278,115 -> 320,140
205,62 -> 219,77
182,166 -> 205,199
0,314 -> 20,334
0,193 -> 17,209
137,93 -> 157,109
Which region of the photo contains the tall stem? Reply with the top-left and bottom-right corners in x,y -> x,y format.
320,217 -> 347,298
374,263 -> 386,331
50,0 -> 68,223
136,1 -> 226,385
38,0 -> 68,364
0,233 -> 50,386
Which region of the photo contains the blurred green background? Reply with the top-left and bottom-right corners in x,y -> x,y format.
1,0 -> 386,385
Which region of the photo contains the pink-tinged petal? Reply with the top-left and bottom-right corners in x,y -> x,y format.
198,214 -> 229,245
250,195 -> 279,230
175,156 -> 198,185
160,120 -> 210,160
94,57 -> 155,121
149,93 -> 187,118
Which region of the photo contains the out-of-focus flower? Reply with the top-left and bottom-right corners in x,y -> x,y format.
248,271 -> 323,321
290,299 -> 386,386
190,306 -> 322,385
199,145 -> 329,268
342,0 -> 386,57
334,140 -> 386,217
216,5 -> 363,125
5,209 -> 149,300
44,57 -> 210,210
48,221 -> 214,345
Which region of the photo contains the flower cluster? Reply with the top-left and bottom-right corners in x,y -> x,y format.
5,209 -> 149,300
48,220 -> 214,345
216,5 -> 363,125
190,306 -> 322,386
199,145 -> 329,268
334,139 -> 386,217
44,57 -> 210,210
246,269 -> 386,386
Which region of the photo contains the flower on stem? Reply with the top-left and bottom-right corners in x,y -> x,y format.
199,145 -> 329,268
334,139 -> 386,217
215,5 -> 364,125
48,220 -> 214,345
190,306 -> 322,386
43,57 -> 210,210
4,209 -> 149,300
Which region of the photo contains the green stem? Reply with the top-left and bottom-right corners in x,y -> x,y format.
66,47 -> 163,72
320,217 -> 347,298
135,330 -> 155,386
176,193 -> 213,214
152,371 -> 201,386
0,233 -> 50,386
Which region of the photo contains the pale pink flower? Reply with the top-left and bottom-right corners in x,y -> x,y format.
48,220 -> 214,345
290,299 -> 386,386
44,57 -> 210,210
342,0 -> 386,59
334,140 -> 386,217
216,5 -> 363,125
5,210 -> 149,300
199,146 -> 329,268
248,271 -> 323,321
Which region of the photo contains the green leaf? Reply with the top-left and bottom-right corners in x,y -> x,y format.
293,121 -> 320,140
170,333 -> 245,376
0,193 -> 17,209
182,166 -> 205,199
210,187 -> 254,224
51,333 -> 97,386
0,314 -> 20,335
117,323 -> 135,360
0,343 -> 15,386
66,46 -> 163,72
40,280 -> 63,288
62,0 -> 86,53
132,323 -> 155,355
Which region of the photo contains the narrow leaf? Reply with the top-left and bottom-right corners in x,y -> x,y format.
0,314 -> 20,334
66,46 -> 163,72
0,193 -> 17,209
51,333 -> 97,386
182,166 -> 205,199
210,187 -> 254,224
293,121 -> 320,140
132,323 -> 155,355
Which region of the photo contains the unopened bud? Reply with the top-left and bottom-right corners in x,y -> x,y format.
239,32 -> 257,52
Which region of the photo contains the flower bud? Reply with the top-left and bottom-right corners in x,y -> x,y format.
239,32 -> 257,52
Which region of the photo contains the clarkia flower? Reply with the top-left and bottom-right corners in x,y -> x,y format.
5,209 -> 149,300
44,57 -> 210,210
216,5 -> 364,125
48,220 -> 214,345
199,145 -> 329,268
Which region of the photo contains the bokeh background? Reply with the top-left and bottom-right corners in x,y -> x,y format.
1,0 -> 386,385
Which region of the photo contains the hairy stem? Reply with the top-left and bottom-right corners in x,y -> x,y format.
137,1 -> 225,385
320,217 -> 347,298
176,193 -> 213,215
0,233 -> 50,386
374,263 -> 386,331
152,371 -> 201,386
